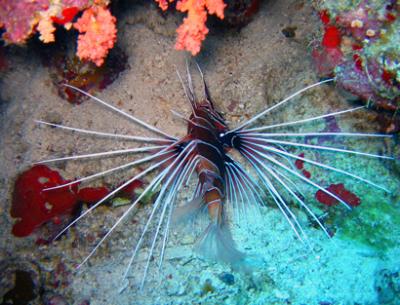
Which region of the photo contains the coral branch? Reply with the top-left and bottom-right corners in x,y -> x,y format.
156,0 -> 226,55
0,0 -> 91,44
0,0 -> 50,44
37,17 -> 56,43
73,5 -> 117,66
1,0 -> 227,63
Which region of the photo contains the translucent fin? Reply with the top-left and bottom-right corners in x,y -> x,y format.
172,197 -> 204,224
195,222 -> 244,264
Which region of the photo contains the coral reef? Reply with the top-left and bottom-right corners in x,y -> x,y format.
10,165 -> 79,237
45,44 -> 127,104
155,0 -> 226,55
76,186 -> 110,204
0,0 -> 262,62
0,0 -> 54,44
10,165 -> 145,237
312,0 -> 400,113
51,6 -> 80,26
0,0 -> 92,44
315,183 -> 361,207
294,152 -> 312,178
0,0 -> 115,66
118,179 -> 144,198
73,4 -> 117,66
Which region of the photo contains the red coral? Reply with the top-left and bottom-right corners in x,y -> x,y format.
313,2 -> 399,110
312,24 -> 344,76
302,170 -> 311,179
319,10 -> 330,25
352,53 -> 363,71
77,186 -> 110,204
295,153 -> 305,170
294,153 -> 312,178
335,4 -> 382,42
386,12 -> 396,22
322,25 -> 341,48
335,60 -> 398,111
52,6 -> 80,25
315,183 -> 361,207
10,165 -> 79,237
73,5 -> 117,66
119,179 -> 144,199
312,23 -> 343,77
381,69 -> 394,85
10,165 -> 116,237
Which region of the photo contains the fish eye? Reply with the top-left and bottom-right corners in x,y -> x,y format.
219,133 -> 225,138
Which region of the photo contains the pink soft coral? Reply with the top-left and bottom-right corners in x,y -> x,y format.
73,5 -> 117,66
0,0 -> 90,44
156,0 -> 226,55
0,0 -> 50,44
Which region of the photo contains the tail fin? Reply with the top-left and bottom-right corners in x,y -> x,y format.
195,222 -> 244,264
172,197 -> 205,224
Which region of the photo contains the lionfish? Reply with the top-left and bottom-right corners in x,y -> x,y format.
36,63 -> 392,289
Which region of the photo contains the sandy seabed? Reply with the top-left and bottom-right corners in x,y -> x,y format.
1,0 -> 399,304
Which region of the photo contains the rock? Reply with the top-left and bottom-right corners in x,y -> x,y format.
218,272 -> 235,285
0,258 -> 42,305
42,292 -> 70,305
273,288 -> 290,300
375,267 -> 400,304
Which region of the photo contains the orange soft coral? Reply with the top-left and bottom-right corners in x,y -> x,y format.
156,0 -> 226,55
37,17 -> 56,43
73,5 -> 117,66
155,0 -> 170,11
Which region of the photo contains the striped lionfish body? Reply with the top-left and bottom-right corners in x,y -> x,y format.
176,83 -> 244,264
187,100 -> 227,227
37,64 -> 393,289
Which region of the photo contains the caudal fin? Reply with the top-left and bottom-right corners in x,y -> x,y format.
195,222 -> 244,264
172,197 -> 205,224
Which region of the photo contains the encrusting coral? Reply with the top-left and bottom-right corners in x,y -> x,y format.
10,165 -> 79,237
312,0 -> 399,112
10,164 -> 146,238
